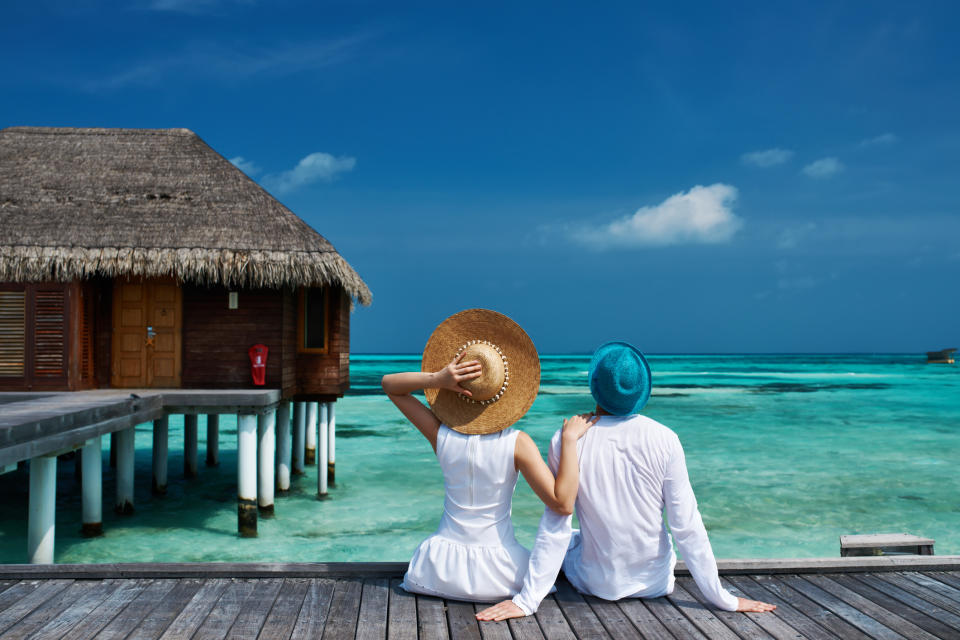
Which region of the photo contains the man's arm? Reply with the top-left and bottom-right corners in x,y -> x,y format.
477,432 -> 573,619
662,436 -> 749,612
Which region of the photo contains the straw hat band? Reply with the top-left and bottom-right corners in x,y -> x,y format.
456,340 -> 509,405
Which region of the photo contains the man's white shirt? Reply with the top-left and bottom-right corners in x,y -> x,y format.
512,414 -> 739,614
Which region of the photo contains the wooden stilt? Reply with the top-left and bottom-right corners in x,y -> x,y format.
81,437 -> 103,537
206,414 -> 220,467
328,402 -> 336,485
292,402 -> 305,476
318,403 -> 328,499
305,402 -> 317,465
258,409 -> 276,516
237,413 -> 257,537
109,432 -> 117,468
152,416 -> 168,495
28,455 -> 57,564
115,427 -> 135,514
276,402 -> 291,494
184,414 -> 198,478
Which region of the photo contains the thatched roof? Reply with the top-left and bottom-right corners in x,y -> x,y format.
0,127 -> 371,304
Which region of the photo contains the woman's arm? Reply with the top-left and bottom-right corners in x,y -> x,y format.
515,414 -> 597,515
380,354 -> 481,451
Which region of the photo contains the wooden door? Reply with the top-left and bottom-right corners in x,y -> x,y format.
111,278 -> 182,388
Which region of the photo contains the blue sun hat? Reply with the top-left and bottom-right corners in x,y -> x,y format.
588,341 -> 652,416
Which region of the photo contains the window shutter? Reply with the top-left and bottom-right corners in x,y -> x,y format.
34,289 -> 66,378
0,291 -> 26,378
79,286 -> 95,383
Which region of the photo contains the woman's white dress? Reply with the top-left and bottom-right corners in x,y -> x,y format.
402,425 -> 531,602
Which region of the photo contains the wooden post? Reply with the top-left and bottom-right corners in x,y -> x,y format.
258,409 -> 276,516
292,402 -> 305,476
152,416 -> 168,495
237,413 -> 257,537
328,401 -> 336,485
276,401 -> 291,494
206,414 -> 220,467
184,414 -> 199,478
109,432 -> 117,468
305,402 -> 317,464
318,402 -> 328,498
81,437 -> 103,537
28,455 -> 57,564
115,427 -> 135,514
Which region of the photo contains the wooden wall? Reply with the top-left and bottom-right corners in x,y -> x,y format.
296,285 -> 350,400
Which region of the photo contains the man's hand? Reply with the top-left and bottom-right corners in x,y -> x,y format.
737,597 -> 776,612
433,352 -> 482,395
475,600 -> 526,621
561,413 -> 599,441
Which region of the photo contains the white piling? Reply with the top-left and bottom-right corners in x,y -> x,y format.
276,402 -> 291,494
237,413 -> 258,537
28,455 -> 57,564
328,402 -> 336,485
81,437 -> 102,537
206,414 -> 220,467
305,402 -> 317,464
152,417 -> 168,495
184,414 -> 199,478
258,409 -> 276,516
292,402 -> 305,475
318,403 -> 329,498
115,427 -> 135,514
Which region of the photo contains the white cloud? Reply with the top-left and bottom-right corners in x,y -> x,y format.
262,152 -> 357,194
859,133 -> 898,147
576,183 -> 742,248
229,156 -> 260,176
777,222 -> 817,249
802,157 -> 845,179
741,148 -> 794,167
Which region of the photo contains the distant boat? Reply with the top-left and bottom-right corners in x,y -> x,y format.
926,348 -> 957,364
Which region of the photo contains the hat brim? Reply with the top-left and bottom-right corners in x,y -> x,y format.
589,341 -> 652,416
422,309 -> 540,435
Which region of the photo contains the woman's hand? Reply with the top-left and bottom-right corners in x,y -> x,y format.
475,600 -> 526,621
433,353 -> 482,396
737,597 -> 777,612
562,413 -> 598,441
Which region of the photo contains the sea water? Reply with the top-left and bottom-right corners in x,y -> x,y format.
0,354 -> 957,563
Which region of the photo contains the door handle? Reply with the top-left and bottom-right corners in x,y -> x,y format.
146,325 -> 156,347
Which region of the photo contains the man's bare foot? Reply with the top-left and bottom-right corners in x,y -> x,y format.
737,597 -> 777,612
475,600 -> 526,621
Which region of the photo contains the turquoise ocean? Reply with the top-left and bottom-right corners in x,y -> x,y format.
1,354 -> 958,563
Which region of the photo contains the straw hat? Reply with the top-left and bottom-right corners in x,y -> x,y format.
422,309 -> 540,435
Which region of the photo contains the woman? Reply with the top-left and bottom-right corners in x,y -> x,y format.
381,308 -> 594,607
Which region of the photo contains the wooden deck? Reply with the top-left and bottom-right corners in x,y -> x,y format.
0,565 -> 959,639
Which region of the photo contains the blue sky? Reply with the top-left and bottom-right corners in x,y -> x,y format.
3,1 -> 959,353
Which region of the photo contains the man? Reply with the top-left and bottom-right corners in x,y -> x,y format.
477,341 -> 776,620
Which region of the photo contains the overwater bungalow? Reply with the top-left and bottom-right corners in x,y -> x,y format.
926,348 -> 956,364
0,126 -> 371,559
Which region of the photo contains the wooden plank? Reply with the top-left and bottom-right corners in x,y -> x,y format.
507,612 -> 546,640
853,572 -> 960,628
0,579 -> 72,635
472,603 -> 512,640
719,577 -> 811,640
553,580 -> 611,639
831,573 -> 960,640
190,578 -> 257,640
416,595 -> 449,640
257,579 -> 310,640
666,582 -> 742,640
802,575 -> 940,640
446,600 -> 482,640
123,578 -> 205,640
582,595 -> 644,639
533,595 -> 576,640
321,577 -> 363,640
0,582 -> 41,617
154,578 -> 229,640
882,572 -> 960,614
0,579 -> 106,640
924,571 -> 960,592
23,579 -> 122,640
289,578 -> 336,640
80,579 -> 169,640
0,584 -> 17,602
642,596 -> 707,640
782,575 -> 907,640
387,578 -> 417,640
750,574 -> 874,640
616,598 -> 675,640
677,577 -> 774,640
225,578 -> 283,639
356,578 -> 389,640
